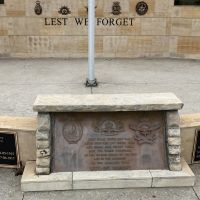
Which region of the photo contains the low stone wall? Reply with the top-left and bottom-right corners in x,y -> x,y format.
0,0 -> 200,59
180,113 -> 200,164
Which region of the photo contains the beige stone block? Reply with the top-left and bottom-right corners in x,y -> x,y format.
33,93 -> 183,112
169,36 -> 178,55
0,36 -> 10,56
177,37 -> 200,54
166,111 -> 180,128
6,0 -> 26,16
21,162 -> 73,192
170,4 -> 200,18
169,154 -> 181,163
141,18 -> 167,36
151,159 -> 195,187
168,137 -> 181,146
36,130 -> 50,140
37,113 -> 50,131
181,113 -> 200,128
36,140 -> 50,149
168,128 -> 181,137
36,157 -> 50,167
169,162 -> 182,171
0,18 -> 8,36
78,36 -> 103,54
8,17 -> 43,36
73,170 -> 152,189
181,7 -> 200,18
154,0 -> 169,17
0,4 -> 6,16
52,36 -> 80,54
103,36 -> 169,58
168,145 -> 181,155
192,19 -> 200,36
170,18 -> 192,36
103,36 -> 128,57
9,36 -> 28,53
35,167 -> 50,175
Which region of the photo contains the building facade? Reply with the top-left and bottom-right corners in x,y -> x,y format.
0,0 -> 200,59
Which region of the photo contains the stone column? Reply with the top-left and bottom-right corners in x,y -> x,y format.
35,113 -> 51,175
166,111 -> 182,171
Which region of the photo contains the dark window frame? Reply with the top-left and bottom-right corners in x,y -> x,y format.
174,0 -> 200,5
0,0 -> 4,5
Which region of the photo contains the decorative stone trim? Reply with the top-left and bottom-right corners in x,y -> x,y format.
36,113 -> 51,175
166,111 -> 182,171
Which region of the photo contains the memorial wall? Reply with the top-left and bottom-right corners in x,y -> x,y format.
0,0 -> 200,58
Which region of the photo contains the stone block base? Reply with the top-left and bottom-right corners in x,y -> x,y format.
21,159 -> 195,192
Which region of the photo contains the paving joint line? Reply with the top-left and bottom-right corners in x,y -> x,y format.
192,187 -> 200,200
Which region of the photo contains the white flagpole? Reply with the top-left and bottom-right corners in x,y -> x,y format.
86,0 -> 97,87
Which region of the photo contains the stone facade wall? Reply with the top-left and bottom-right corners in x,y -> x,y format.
0,0 -> 200,58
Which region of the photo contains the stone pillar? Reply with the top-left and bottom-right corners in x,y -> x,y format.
166,111 -> 182,171
35,113 -> 51,175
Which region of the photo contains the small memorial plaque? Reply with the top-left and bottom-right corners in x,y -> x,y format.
192,129 -> 200,163
0,131 -> 20,168
51,111 -> 168,172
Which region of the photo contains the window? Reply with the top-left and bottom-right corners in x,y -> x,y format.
175,0 -> 200,5
0,0 -> 4,4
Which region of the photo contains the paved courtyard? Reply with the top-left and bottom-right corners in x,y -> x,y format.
1,58 -> 200,199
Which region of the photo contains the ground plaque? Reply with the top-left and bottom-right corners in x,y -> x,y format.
0,131 -> 20,168
52,111 -> 167,172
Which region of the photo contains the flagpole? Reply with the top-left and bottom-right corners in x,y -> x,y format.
86,0 -> 98,87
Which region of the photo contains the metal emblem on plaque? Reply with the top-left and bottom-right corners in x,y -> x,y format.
112,2 -> 121,15
62,118 -> 83,144
94,119 -> 124,136
129,120 -> 160,144
58,6 -> 71,15
34,1 -> 42,15
136,1 -> 148,15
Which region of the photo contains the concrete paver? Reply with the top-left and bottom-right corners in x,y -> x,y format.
23,188 -> 199,200
0,169 -> 23,200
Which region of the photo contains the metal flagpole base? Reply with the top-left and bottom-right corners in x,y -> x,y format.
85,78 -> 98,87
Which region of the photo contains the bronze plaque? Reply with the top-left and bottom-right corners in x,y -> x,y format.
51,112 -> 168,172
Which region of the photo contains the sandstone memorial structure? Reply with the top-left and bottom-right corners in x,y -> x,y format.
0,0 -> 200,59
0,0 -> 200,194
21,93 -> 195,191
